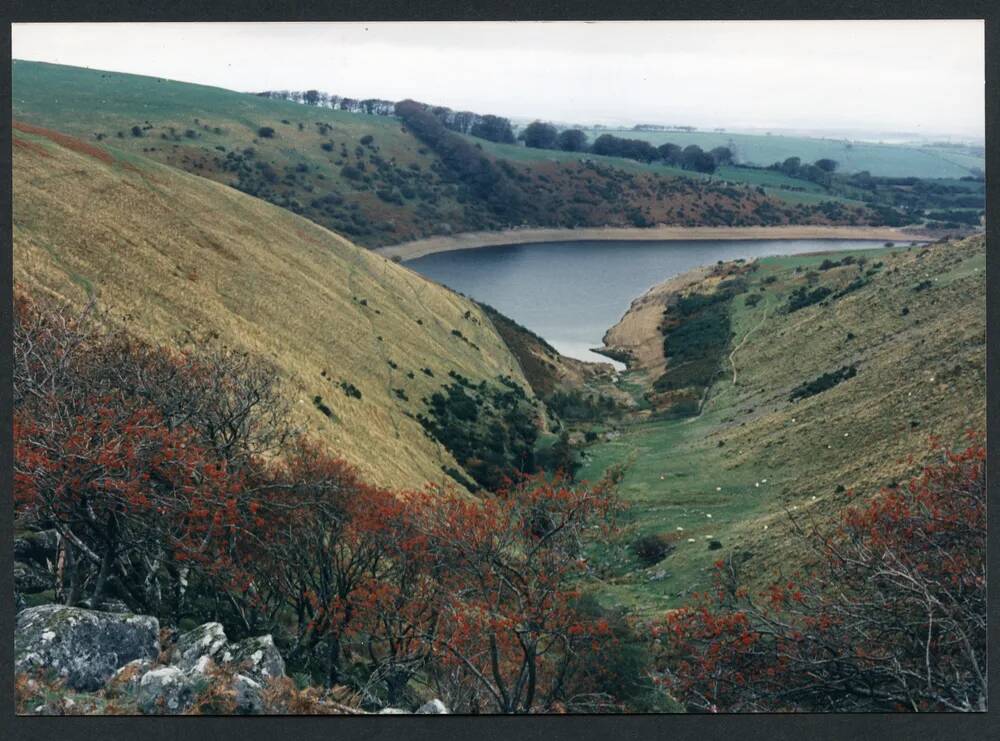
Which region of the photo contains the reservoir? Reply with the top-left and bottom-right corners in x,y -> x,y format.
407,239 -> 892,365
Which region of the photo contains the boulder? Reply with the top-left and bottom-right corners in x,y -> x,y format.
172,622 -> 228,671
220,634 -> 286,683
416,698 -> 449,714
232,673 -> 265,715
14,529 -> 60,565
14,560 -> 54,594
106,658 -> 154,697
15,604 -> 160,691
378,707 -> 409,714
172,624 -> 285,684
136,666 -> 202,715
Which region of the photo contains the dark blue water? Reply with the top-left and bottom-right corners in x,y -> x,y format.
407,239 -> 891,365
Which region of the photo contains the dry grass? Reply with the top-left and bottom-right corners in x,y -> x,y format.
13,127 -> 532,491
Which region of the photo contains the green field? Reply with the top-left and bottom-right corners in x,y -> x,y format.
580,128 -> 984,179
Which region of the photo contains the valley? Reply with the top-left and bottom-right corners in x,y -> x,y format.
10,44 -> 986,716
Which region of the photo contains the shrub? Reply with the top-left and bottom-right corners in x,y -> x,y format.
789,365 -> 857,401
258,126 -> 275,138
632,533 -> 675,566
787,285 -> 832,312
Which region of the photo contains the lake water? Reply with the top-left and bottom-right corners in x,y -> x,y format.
407,239 -> 892,366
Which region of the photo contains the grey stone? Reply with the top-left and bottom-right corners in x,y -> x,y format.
416,698 -> 449,714
232,674 -> 264,714
107,658 -> 154,697
15,604 -> 159,691
14,530 -> 60,565
136,666 -> 202,715
14,560 -> 54,594
378,707 -> 409,714
172,622 -> 228,671
220,634 -> 285,683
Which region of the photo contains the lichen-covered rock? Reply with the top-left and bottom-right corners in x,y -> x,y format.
14,560 -> 54,593
106,658 -> 154,697
171,622 -> 228,671
416,698 -> 449,714
14,529 -> 60,565
136,666 -> 202,715
15,605 -> 160,691
220,634 -> 285,683
232,674 -> 264,714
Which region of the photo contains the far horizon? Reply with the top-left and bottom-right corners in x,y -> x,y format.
11,21 -> 985,140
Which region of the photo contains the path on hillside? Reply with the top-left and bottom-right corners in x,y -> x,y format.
730,307 -> 771,386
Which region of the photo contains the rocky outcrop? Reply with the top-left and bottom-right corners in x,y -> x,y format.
14,605 -> 287,714
220,634 -> 286,683
136,666 -> 201,714
172,622 -> 229,671
169,622 -> 285,684
15,605 -> 160,691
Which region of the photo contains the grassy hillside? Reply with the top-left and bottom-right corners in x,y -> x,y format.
579,128 -> 985,179
12,120 -> 535,492
578,236 -> 985,613
13,61 -> 882,248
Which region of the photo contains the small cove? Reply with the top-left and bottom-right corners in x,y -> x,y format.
407,239 -> 894,366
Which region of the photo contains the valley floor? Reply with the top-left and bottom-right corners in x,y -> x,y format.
376,224 -> 933,260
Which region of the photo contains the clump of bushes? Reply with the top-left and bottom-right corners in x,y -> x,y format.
416,376 -> 538,491
787,285 -> 833,312
258,126 -> 275,138
789,365 -> 857,401
339,381 -> 362,399
632,533 -> 675,566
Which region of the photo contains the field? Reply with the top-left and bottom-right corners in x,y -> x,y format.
580,128 -> 985,179
576,237 -> 986,614
12,120 -> 534,493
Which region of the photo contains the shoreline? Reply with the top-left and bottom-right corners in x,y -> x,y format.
376,225 -> 931,261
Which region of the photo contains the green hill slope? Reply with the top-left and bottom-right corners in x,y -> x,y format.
13,61 -> 881,248
579,236 -> 986,612
13,120 -> 535,492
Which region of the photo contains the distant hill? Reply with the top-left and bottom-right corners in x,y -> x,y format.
12,119 -> 539,492
13,61 -> 885,249
579,128 -> 985,179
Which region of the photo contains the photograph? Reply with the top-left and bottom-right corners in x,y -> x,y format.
9,18 -> 987,716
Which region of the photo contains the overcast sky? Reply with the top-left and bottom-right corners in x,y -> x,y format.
12,21 -> 985,138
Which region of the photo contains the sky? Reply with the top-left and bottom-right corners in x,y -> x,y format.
12,21 -> 985,139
